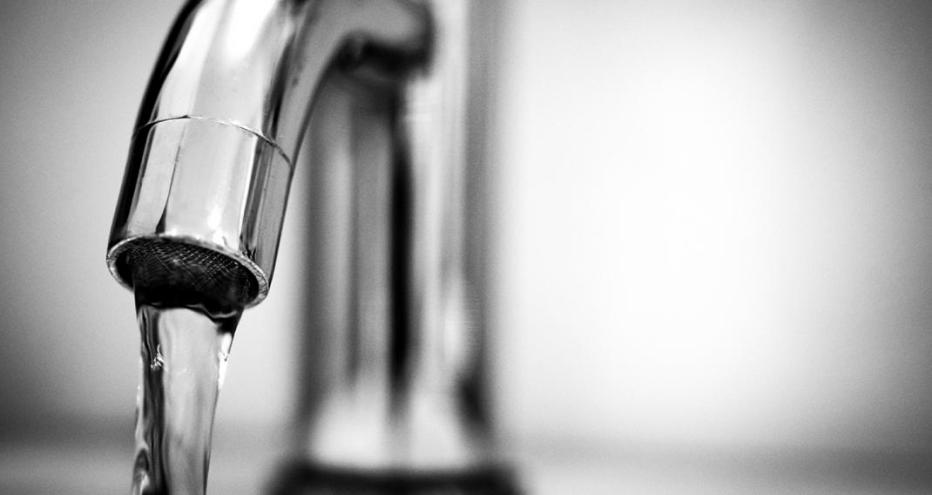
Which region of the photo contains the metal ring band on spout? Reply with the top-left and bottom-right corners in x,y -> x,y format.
107,117 -> 293,306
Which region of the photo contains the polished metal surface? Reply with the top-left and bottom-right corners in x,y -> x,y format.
107,0 -> 510,482
107,0 -> 429,304
289,0 -> 504,472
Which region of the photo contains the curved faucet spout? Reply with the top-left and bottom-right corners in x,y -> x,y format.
107,0 -> 430,306
107,0 -> 516,483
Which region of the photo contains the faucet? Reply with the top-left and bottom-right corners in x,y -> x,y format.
107,0 -> 517,492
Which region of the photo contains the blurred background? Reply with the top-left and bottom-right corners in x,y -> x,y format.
2,0 -> 932,493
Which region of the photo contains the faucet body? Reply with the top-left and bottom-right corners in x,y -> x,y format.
107,0 -> 428,306
109,0 -> 513,483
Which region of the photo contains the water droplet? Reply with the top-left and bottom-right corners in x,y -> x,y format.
217,348 -> 232,387
150,345 -> 165,370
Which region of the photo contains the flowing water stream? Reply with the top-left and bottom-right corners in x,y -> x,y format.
131,291 -> 243,495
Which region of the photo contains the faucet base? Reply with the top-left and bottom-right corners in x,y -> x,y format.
268,461 -> 522,495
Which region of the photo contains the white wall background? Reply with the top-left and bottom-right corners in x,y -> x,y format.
2,0 -> 932,472
496,0 -> 932,456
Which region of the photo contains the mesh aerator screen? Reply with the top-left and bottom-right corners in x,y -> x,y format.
115,238 -> 259,312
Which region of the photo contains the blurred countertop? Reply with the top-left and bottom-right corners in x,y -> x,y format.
2,420 -> 931,494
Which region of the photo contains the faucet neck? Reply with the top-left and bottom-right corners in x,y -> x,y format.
108,0 -> 430,304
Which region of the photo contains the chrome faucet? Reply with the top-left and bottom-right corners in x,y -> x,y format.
107,0 -> 516,492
